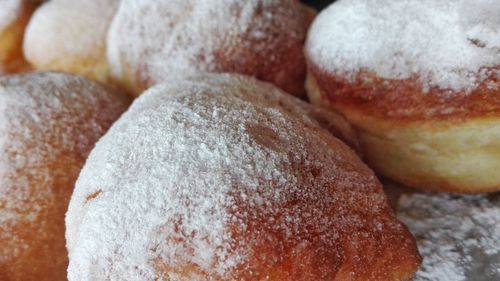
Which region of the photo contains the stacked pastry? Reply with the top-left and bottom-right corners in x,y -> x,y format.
0,0 -> 498,280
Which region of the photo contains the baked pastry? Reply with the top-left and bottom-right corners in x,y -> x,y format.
23,0 -> 119,83
106,0 -> 315,96
397,193 -> 500,280
0,0 -> 38,74
305,0 -> 500,192
66,74 -> 420,280
0,72 -> 130,281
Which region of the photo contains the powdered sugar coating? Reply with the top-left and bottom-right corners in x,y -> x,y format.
459,0 -> 500,50
306,0 -> 500,93
107,0 -> 312,95
66,74 -> 418,280
398,193 -> 500,281
0,72 -> 129,280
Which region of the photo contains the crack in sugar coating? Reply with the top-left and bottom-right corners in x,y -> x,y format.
66,74 -> 420,280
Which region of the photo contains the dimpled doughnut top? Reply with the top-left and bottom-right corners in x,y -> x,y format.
107,0 -> 313,96
0,72 -> 130,281
66,74 -> 420,280
306,0 -> 499,93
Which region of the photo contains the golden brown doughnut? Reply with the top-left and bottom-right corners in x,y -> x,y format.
66,74 -> 420,280
305,0 -> 500,192
23,0 -> 119,83
0,0 -> 38,74
0,72 -> 130,281
106,0 -> 315,96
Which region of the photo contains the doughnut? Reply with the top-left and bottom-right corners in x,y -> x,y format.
305,0 -> 500,192
23,0 -> 119,83
0,0 -> 38,74
0,72 -> 130,281
66,74 -> 421,280
397,193 -> 500,280
106,0 -> 315,96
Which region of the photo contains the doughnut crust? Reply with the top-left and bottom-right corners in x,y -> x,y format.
23,0 -> 119,83
66,74 -> 420,280
0,0 -> 37,74
107,0 -> 314,96
305,0 -> 500,192
0,72 -> 130,281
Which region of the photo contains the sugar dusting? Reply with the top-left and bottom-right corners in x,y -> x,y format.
398,193 -> 500,281
459,0 -> 500,50
306,0 -> 500,93
0,72 -> 128,265
66,74 -> 411,280
106,0 -> 310,92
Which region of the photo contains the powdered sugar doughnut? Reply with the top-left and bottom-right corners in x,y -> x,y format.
0,0 -> 38,74
23,0 -> 119,83
107,0 -> 314,96
0,72 -> 130,281
66,74 -> 420,280
306,0 -> 500,192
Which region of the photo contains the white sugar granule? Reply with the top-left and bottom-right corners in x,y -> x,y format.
306,0 -> 500,93
398,193 -> 500,281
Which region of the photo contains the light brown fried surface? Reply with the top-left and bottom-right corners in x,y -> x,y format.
0,72 -> 130,281
308,66 -> 500,122
307,69 -> 500,192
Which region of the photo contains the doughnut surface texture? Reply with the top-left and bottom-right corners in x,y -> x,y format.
66,74 -> 420,281
306,0 -> 500,192
0,72 -> 130,281
107,0 -> 313,96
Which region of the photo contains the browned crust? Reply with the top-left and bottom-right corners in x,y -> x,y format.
307,64 -> 500,123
